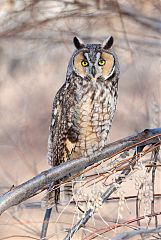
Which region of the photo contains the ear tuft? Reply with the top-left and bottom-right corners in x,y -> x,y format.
102,36 -> 114,50
73,36 -> 85,50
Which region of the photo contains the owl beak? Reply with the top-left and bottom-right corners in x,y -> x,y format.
91,66 -> 96,78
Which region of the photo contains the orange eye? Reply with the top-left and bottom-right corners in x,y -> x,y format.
81,60 -> 89,67
98,59 -> 106,66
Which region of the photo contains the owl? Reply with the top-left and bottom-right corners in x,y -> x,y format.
47,36 -> 120,206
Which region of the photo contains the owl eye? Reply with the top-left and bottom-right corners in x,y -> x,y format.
98,59 -> 106,66
81,60 -> 89,67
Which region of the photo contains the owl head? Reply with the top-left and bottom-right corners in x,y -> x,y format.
68,36 -> 119,82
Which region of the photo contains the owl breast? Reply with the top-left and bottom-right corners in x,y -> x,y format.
71,80 -> 118,158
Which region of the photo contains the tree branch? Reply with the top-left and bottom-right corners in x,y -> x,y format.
112,225 -> 161,240
63,145 -> 144,240
0,128 -> 160,215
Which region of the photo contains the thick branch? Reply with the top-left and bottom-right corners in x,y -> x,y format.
0,128 -> 160,215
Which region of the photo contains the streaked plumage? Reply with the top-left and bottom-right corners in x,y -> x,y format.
47,36 -> 120,207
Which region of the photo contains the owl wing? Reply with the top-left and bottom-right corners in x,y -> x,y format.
46,83 -> 79,206
48,83 -> 79,167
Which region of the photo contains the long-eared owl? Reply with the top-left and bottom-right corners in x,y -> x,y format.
47,36 -> 120,206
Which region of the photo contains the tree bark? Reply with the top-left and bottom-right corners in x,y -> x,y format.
0,128 -> 160,215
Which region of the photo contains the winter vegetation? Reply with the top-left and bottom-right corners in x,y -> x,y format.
0,0 -> 160,239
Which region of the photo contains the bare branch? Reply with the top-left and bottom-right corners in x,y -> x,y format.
112,225 -> 161,240
85,211 -> 161,239
63,145 -> 144,240
0,128 -> 160,215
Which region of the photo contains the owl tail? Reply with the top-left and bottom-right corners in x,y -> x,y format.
63,182 -> 73,203
42,181 -> 60,210
42,181 -> 74,211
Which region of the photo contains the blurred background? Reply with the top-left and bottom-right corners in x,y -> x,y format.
0,0 -> 160,239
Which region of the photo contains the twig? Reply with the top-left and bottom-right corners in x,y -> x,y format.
151,147 -> 160,228
84,211 -> 161,240
0,128 -> 160,215
111,225 -> 161,240
40,208 -> 52,240
64,146 -> 144,240
0,236 -> 39,240
136,189 -> 140,226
